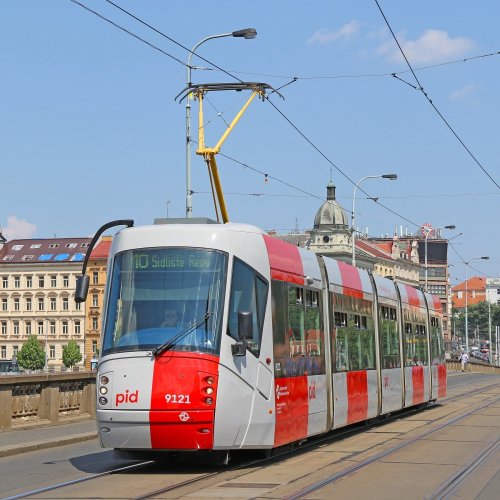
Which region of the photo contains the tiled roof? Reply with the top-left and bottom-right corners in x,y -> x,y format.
452,294 -> 486,309
356,239 -> 392,260
451,277 -> 486,292
0,237 -> 92,264
90,237 -> 112,260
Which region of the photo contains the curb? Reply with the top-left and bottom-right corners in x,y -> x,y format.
0,432 -> 97,458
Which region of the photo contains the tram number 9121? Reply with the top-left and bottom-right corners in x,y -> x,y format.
164,394 -> 191,404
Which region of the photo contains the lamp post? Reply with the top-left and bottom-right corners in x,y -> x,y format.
185,28 -> 257,218
422,224 -> 455,292
351,174 -> 397,266
464,256 -> 489,353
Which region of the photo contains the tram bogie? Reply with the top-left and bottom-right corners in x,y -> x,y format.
80,219 -> 446,457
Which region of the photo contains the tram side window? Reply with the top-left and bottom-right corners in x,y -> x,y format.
380,305 -> 400,369
227,259 -> 268,357
305,290 -> 321,356
430,316 -> 444,363
415,324 -> 428,365
404,322 -> 416,367
288,287 -> 305,356
334,308 -> 348,371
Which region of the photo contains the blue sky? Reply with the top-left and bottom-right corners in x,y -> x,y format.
1,1 -> 499,282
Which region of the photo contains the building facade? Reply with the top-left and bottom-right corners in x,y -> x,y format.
0,237 -> 91,370
84,236 -> 112,370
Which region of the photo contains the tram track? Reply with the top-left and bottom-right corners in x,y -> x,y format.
284,391 -> 500,500
6,376 -> 498,500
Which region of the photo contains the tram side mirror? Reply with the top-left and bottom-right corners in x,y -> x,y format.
238,311 -> 253,339
231,311 -> 253,357
75,275 -> 90,303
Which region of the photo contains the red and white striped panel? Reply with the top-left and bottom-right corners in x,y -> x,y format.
372,274 -> 398,306
332,370 -> 378,429
380,367 -> 403,414
323,259 -> 374,299
431,364 -> 447,399
397,283 -> 427,309
424,292 -> 443,314
404,365 -> 430,407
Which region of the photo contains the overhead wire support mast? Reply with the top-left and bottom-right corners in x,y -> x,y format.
176,82 -> 283,223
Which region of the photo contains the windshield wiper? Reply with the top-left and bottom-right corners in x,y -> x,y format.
152,312 -> 211,358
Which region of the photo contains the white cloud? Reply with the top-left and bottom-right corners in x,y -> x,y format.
450,83 -> 479,101
307,20 -> 360,45
377,29 -> 474,64
2,216 -> 37,240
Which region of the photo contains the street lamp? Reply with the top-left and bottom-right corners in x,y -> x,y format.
464,256 -> 489,354
422,224 -> 456,292
351,174 -> 397,266
185,28 -> 257,218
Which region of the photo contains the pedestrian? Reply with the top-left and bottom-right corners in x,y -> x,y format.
460,351 -> 469,372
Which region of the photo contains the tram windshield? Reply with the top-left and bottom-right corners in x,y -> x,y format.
102,248 -> 227,356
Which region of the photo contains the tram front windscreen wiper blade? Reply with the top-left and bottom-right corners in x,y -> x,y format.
152,312 -> 211,358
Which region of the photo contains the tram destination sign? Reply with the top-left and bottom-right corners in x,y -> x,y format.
133,249 -> 213,270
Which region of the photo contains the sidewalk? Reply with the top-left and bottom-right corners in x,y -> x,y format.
0,418 -> 97,458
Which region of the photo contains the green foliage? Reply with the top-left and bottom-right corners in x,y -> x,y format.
62,340 -> 82,368
16,335 -> 46,371
452,301 -> 500,342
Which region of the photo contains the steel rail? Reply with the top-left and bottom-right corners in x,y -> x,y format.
429,436 -> 500,499
284,393 -> 500,500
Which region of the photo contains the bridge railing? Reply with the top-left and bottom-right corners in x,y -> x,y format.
0,372 -> 96,431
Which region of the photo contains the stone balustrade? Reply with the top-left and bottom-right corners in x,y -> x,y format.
0,372 -> 95,431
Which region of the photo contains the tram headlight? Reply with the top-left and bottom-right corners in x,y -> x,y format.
99,396 -> 108,406
205,387 -> 214,395
205,376 -> 215,385
99,386 -> 108,395
100,375 -> 109,385
204,397 -> 213,405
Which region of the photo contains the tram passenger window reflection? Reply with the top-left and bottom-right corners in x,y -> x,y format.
161,309 -> 178,327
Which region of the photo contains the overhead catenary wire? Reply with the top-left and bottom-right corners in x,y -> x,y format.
69,0 -> 461,232
374,0 -> 500,191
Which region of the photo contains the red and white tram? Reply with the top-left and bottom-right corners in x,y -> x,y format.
76,218 -> 446,457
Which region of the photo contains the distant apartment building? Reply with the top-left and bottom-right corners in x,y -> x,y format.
84,236 -> 112,370
451,276 -> 487,310
0,237 -> 91,370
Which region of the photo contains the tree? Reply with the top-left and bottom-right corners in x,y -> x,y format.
62,340 -> 82,369
17,335 -> 46,372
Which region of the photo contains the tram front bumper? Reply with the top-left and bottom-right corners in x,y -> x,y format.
98,409 -> 215,450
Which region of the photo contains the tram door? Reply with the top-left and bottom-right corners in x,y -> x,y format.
213,258 -> 275,449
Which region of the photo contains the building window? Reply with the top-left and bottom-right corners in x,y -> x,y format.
51,275 -> 57,287
50,345 -> 56,358
50,297 -> 56,311
25,321 -> 31,335
92,318 -> 98,330
38,298 -> 44,311
62,297 -> 69,311
13,345 -> 19,357
92,294 -> 99,307
76,301 -> 81,311
1,298 -> 7,311
39,276 -> 45,288
14,298 -> 20,311
63,275 -> 69,288
26,297 -> 32,311
92,340 -> 98,354
92,271 -> 99,285
13,321 -> 19,335
1,346 -> 6,358
50,321 -> 56,335
1,277 -> 7,288
14,276 -> 20,288
26,276 -> 32,288
74,321 -> 81,334
49,243 -> 59,249
62,321 -> 68,334
37,321 -> 44,335
1,322 -> 6,335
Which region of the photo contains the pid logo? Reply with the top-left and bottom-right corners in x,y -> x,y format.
115,389 -> 139,406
